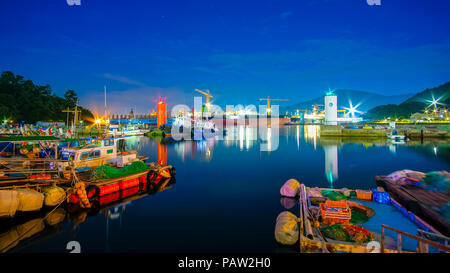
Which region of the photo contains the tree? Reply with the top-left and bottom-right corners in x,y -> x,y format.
0,71 -> 94,124
64,89 -> 78,108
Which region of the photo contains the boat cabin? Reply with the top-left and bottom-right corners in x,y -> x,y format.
58,136 -> 137,170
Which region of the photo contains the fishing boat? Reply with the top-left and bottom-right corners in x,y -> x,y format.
0,134 -> 175,220
387,130 -> 405,141
0,175 -> 176,253
56,136 -> 148,171
109,124 -> 149,136
0,157 -> 176,218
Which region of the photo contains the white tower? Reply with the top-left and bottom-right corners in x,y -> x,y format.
324,89 -> 337,125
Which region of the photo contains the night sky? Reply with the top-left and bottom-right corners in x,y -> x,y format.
1,0 -> 450,114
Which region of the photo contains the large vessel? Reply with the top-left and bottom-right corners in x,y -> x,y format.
172,116 -> 218,139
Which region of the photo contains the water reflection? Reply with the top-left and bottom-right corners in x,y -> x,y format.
323,144 -> 338,185
1,177 -> 176,253
166,125 -> 450,169
223,126 -> 258,151
304,125 -> 319,150
6,125 -> 450,253
174,138 -> 216,162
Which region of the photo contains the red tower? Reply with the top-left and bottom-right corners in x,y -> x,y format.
156,97 -> 167,129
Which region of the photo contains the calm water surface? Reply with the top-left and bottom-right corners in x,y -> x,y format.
9,125 -> 450,252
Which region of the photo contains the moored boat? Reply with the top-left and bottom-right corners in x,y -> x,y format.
276,179 -> 450,253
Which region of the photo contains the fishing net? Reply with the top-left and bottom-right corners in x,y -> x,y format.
439,202 -> 450,222
321,190 -> 348,201
90,161 -> 149,180
321,224 -> 374,244
342,224 -> 374,244
321,224 -> 351,242
386,170 -> 425,186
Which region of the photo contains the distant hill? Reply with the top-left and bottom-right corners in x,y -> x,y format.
282,89 -> 413,113
364,82 -> 450,120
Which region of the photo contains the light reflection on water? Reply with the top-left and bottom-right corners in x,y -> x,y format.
8,125 -> 450,253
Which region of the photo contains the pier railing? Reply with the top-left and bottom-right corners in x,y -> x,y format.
381,224 -> 450,253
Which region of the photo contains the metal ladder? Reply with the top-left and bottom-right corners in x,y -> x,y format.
381,224 -> 450,253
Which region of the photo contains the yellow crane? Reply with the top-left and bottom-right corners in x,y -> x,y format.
260,96 -> 288,114
311,104 -> 324,115
194,89 -> 213,106
337,109 -> 347,117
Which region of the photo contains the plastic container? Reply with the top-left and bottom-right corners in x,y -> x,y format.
356,190 -> 373,201
320,201 -> 351,225
372,189 -> 390,204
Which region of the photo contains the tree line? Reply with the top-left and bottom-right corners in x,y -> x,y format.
0,71 -> 93,124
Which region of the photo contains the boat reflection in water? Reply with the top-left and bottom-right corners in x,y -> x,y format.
323,143 -> 339,185
0,177 -> 176,253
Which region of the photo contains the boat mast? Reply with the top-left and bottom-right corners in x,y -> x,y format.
73,99 -> 78,135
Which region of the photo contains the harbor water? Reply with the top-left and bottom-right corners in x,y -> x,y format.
7,125 -> 450,253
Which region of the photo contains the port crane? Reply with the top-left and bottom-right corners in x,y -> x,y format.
312,104 -> 324,115
337,109 -> 347,117
260,97 -> 288,114
194,89 -> 213,107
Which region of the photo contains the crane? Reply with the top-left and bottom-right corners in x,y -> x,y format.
194,89 -> 213,107
311,104 -> 324,115
259,96 -> 288,114
337,109 -> 347,117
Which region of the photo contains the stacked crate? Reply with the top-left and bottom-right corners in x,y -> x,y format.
320,200 -> 352,225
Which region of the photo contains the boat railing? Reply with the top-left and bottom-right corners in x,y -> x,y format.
381,224 -> 450,253
0,158 -> 72,178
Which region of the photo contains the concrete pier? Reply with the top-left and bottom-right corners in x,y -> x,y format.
319,125 -> 450,138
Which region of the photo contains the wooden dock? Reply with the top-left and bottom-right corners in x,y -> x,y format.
376,176 -> 450,237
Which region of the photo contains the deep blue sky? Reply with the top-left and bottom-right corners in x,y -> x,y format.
1,0 -> 450,114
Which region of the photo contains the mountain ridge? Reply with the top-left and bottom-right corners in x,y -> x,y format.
364,82 -> 450,120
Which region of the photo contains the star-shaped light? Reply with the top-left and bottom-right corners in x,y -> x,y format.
343,101 -> 363,118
